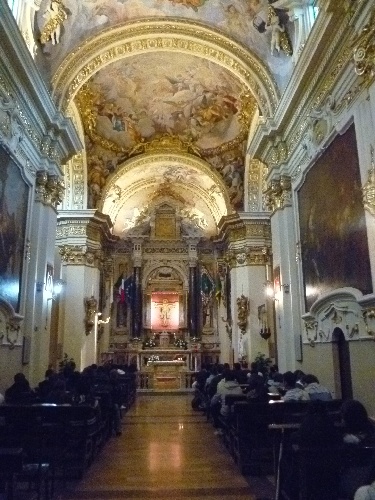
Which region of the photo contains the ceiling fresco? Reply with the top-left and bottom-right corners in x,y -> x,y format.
101,156 -> 229,237
36,0 -> 294,90
77,53 -> 254,212
34,0 -> 294,235
78,54 -> 247,152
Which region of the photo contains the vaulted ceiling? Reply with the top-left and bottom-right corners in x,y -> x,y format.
35,0 -> 293,238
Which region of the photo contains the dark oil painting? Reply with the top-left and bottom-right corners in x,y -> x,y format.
298,125 -> 372,311
0,146 -> 28,312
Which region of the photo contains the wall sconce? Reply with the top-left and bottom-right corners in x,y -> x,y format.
264,280 -> 290,299
260,327 -> 272,340
97,312 -> 110,325
47,279 -> 65,301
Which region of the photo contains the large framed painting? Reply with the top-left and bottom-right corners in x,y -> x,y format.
298,125 -> 372,311
0,146 -> 29,312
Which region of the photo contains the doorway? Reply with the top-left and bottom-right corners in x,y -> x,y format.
332,327 -> 353,400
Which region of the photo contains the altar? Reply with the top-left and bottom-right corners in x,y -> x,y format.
145,360 -> 187,390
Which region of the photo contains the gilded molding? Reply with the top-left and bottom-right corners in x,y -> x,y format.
225,246 -> 270,268
58,245 -> 102,267
76,88 -> 256,161
247,159 -> 263,212
352,7 -> 375,81
52,20 -> 279,117
264,175 -> 292,213
363,146 -> 375,216
56,225 -> 87,239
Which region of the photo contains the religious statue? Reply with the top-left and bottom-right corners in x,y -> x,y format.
237,295 -> 249,333
156,299 -> 175,327
202,293 -> 213,328
266,6 -> 293,56
85,295 -> 97,335
40,0 -> 68,46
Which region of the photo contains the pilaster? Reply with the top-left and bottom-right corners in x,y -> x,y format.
56,210 -> 117,370
216,213 -> 273,366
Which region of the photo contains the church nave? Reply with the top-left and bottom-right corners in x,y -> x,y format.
58,394 -> 274,500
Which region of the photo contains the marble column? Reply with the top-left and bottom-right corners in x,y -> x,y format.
130,240 -> 144,338
186,240 -> 200,338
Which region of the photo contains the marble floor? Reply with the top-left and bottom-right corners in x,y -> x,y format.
59,393 -> 275,500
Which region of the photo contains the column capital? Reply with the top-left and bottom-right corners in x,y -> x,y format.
58,244 -> 104,268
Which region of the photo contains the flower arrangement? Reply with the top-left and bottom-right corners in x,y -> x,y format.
174,338 -> 188,349
142,337 -> 157,349
148,355 -> 160,362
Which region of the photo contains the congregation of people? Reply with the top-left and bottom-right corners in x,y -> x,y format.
192,362 -> 375,499
0,361 -> 138,436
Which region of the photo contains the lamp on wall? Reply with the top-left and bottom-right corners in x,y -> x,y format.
264,279 -> 290,299
48,279 -> 65,301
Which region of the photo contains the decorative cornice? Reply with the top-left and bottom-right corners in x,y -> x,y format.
52,19 -> 279,117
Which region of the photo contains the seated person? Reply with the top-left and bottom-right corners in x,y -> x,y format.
302,374 -> 332,401
280,401 -> 342,500
340,400 -> 375,499
267,372 -> 284,396
44,378 -> 72,405
37,368 -> 57,400
5,372 -> 36,404
246,374 -> 268,402
282,371 -> 310,401
355,480 -> 375,499
210,369 -> 243,432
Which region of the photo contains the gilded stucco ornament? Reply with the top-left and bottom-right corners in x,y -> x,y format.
76,84 -> 256,161
84,296 -> 97,335
352,7 -> 375,80
302,95 -> 335,159
363,308 -> 375,337
59,245 -> 102,267
267,5 -> 293,57
0,94 -> 24,154
237,295 -> 249,334
40,0 -> 68,46
264,175 -> 292,213
52,20 -> 279,117
363,145 -> 375,216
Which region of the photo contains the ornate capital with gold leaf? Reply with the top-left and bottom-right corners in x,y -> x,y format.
264,175 -> 292,213
352,7 -> 375,81
59,245 -> 102,268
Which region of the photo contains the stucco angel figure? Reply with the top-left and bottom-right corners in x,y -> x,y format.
40,0 -> 68,46
267,12 -> 285,55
